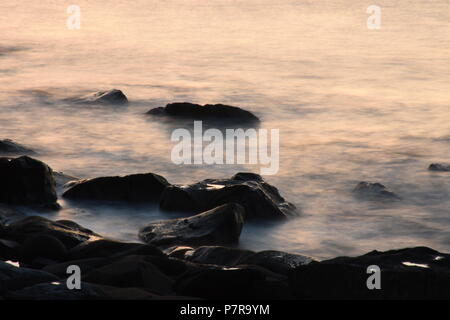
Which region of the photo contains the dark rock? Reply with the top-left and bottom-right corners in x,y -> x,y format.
183,246 -> 255,267
429,163 -> 450,172
69,239 -> 164,260
289,247 -> 450,299
139,203 -> 245,247
0,156 -> 59,209
164,246 -> 194,259
0,139 -> 34,155
174,266 -> 265,299
20,234 -> 68,264
237,250 -> 313,276
3,216 -> 100,249
146,102 -> 259,123
353,181 -> 400,200
0,260 -> 59,294
63,173 -> 170,203
160,172 -> 297,220
42,257 -> 111,278
72,89 -> 128,105
53,171 -> 79,188
82,255 -> 174,295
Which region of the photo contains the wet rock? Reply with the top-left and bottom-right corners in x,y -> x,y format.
82,255 -> 174,295
72,89 -> 128,105
160,172 -> 297,220
237,250 -> 313,276
0,139 -> 34,155
147,102 -> 259,123
42,257 -> 112,278
20,234 -> 68,264
62,173 -> 170,203
174,266 -> 266,299
3,216 -> 100,249
0,156 -> 59,209
353,181 -> 400,200
139,203 -> 245,247
53,171 -> 80,188
69,239 -> 164,260
429,163 -> 450,172
164,246 -> 194,259
0,260 -> 59,294
289,247 -> 450,299
183,246 -> 255,267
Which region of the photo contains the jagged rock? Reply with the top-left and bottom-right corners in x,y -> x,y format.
0,139 -> 34,155
160,172 -> 297,220
71,89 -> 128,105
62,173 -> 170,203
429,163 -> 450,172
147,102 -> 259,123
290,247 -> 450,299
0,156 -> 59,209
3,216 -> 100,249
139,203 -> 245,247
0,260 -> 59,294
353,181 -> 400,200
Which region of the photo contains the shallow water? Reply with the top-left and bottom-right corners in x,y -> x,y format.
1,0 -> 449,259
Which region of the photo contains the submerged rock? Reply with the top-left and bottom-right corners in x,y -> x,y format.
290,247 -> 450,299
147,102 -> 259,123
71,89 -> 128,105
3,216 -> 100,250
0,156 -> 59,209
0,139 -> 34,155
429,163 -> 450,172
139,203 -> 245,247
160,172 -> 297,220
62,173 -> 170,203
353,181 -> 400,200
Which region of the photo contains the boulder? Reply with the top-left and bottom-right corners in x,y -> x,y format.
20,234 -> 68,264
146,102 -> 259,123
62,173 -> 170,203
3,216 -> 100,249
183,246 -> 255,267
139,203 -> 245,247
160,172 -> 297,220
68,239 -> 164,260
0,156 -> 59,209
353,181 -> 400,200
0,260 -> 59,294
82,255 -> 174,295
0,139 -> 34,155
289,247 -> 450,299
72,89 -> 128,105
429,163 -> 450,172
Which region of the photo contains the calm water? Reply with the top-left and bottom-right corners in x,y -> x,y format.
1,0 -> 449,259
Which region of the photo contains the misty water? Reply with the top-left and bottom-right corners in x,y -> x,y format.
1,0 -> 449,259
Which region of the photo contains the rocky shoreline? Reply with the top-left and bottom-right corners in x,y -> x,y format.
1,151 -> 450,299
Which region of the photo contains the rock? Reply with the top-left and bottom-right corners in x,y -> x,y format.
173,266 -> 266,299
289,247 -> 450,299
62,173 -> 170,203
237,250 -> 313,276
139,203 -> 245,247
3,216 -> 100,249
164,246 -> 194,259
0,156 -> 59,209
353,181 -> 400,200
20,234 -> 68,264
160,172 -> 297,220
183,246 -> 255,267
0,204 -> 23,224
0,139 -> 34,155
0,260 -> 59,294
72,89 -> 128,105
53,171 -> 79,188
68,239 -> 164,260
429,163 -> 450,172
42,257 -> 112,278
82,255 -> 174,295
146,102 -> 259,123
